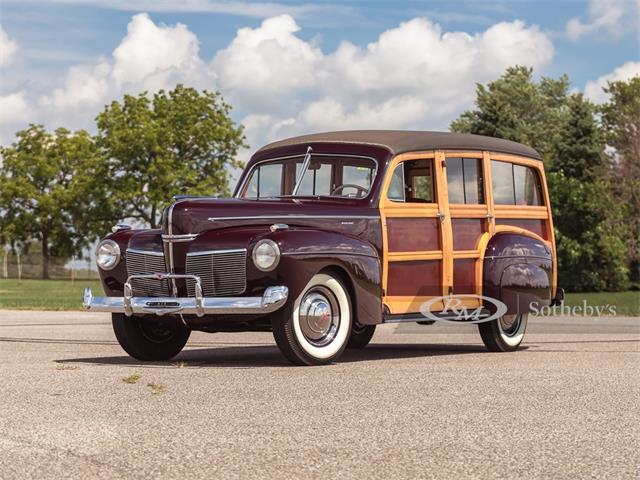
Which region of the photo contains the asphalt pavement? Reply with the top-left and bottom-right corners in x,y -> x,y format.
0,310 -> 638,479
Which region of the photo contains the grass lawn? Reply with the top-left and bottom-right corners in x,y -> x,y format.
0,279 -> 103,311
562,291 -> 639,317
0,279 -> 638,315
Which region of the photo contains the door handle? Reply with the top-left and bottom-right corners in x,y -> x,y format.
437,212 -> 446,223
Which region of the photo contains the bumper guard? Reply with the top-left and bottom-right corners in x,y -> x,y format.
83,273 -> 288,317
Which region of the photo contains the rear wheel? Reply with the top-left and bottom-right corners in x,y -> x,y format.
112,313 -> 190,361
272,273 -> 352,366
347,323 -> 376,349
478,313 -> 528,352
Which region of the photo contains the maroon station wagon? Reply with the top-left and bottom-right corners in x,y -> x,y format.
84,131 -> 563,366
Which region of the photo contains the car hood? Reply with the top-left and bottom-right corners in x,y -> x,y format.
164,197 -> 378,236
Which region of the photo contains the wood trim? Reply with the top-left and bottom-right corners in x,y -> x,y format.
489,153 -> 543,167
494,225 -> 552,248
388,251 -> 443,261
435,150 -> 453,297
493,205 -> 548,219
538,165 -> 557,296
453,250 -> 481,259
482,151 -> 495,235
442,151 -> 484,159
449,204 -> 489,218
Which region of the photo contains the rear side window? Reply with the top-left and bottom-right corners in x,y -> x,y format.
491,160 -> 543,206
446,157 -> 484,204
388,159 -> 435,203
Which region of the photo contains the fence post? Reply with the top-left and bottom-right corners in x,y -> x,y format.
17,251 -> 22,283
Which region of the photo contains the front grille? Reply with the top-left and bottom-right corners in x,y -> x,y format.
125,249 -> 170,296
186,249 -> 247,297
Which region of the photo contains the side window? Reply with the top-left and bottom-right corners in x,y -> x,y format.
446,157 -> 484,204
387,159 -> 435,203
491,160 -> 515,205
491,160 -> 543,206
514,164 -> 542,205
258,164 -> 283,198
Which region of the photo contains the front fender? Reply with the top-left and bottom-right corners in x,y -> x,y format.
267,229 -> 383,325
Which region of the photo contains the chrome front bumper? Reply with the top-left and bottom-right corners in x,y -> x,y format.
83,273 -> 288,317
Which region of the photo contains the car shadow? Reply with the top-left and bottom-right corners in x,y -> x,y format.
56,342 -> 493,369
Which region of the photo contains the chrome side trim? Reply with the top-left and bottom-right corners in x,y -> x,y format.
162,233 -> 198,242
83,285 -> 288,317
208,214 -> 380,222
186,248 -> 247,257
126,248 -> 165,257
281,251 -> 376,258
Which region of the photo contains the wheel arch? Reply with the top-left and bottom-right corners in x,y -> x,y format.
479,228 -> 553,315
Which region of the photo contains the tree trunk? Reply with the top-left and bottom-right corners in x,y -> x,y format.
150,204 -> 157,229
42,230 -> 50,280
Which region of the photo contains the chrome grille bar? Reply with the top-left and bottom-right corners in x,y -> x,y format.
125,249 -> 170,296
186,249 -> 247,297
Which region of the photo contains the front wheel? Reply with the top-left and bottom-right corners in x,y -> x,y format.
112,313 -> 191,361
271,273 -> 352,366
478,313 -> 528,352
347,323 -> 376,349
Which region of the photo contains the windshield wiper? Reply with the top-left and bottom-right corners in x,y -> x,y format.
291,146 -> 313,196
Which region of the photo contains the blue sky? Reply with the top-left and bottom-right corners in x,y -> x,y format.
0,0 -> 638,151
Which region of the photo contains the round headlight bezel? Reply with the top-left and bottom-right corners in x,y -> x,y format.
252,239 -> 280,272
96,239 -> 121,271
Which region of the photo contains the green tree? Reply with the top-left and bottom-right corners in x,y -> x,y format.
451,66 -> 570,161
96,85 -> 247,228
451,67 -> 629,291
0,125 -> 107,278
600,77 -> 640,287
548,94 -> 628,291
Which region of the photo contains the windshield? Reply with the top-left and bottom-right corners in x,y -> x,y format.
239,155 -> 376,199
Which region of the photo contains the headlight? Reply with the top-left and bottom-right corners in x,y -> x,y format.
252,239 -> 280,272
96,240 -> 121,270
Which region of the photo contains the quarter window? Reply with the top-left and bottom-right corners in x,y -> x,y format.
446,157 -> 484,204
491,160 -> 543,206
387,159 -> 435,203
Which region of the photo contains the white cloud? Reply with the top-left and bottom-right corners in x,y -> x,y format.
215,16 -> 554,146
0,92 -> 33,125
4,0 -> 355,19
585,61 -> 640,103
566,0 -> 639,41
2,13 -> 555,155
0,25 -> 18,67
112,13 -> 203,86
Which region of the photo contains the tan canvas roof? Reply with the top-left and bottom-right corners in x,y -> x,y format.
256,130 -> 542,160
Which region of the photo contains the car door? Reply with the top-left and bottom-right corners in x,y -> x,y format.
379,152 -> 452,315
443,151 -> 492,307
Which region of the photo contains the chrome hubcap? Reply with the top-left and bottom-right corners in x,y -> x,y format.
499,314 -> 522,337
299,286 -> 340,347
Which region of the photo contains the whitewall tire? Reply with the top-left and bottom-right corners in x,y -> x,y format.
272,273 -> 352,365
478,313 -> 528,352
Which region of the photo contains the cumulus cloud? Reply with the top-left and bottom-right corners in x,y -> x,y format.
585,61 -> 640,103
215,16 -> 554,147
0,92 -> 33,125
0,25 -> 18,67
566,0 -> 639,41
2,13 -> 555,154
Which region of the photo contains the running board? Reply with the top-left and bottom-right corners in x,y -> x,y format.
383,309 -> 492,324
